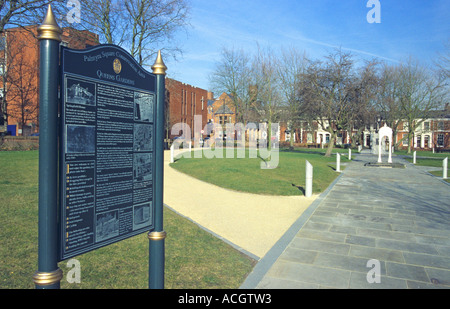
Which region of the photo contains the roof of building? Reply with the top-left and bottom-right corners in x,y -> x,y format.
214,105 -> 234,115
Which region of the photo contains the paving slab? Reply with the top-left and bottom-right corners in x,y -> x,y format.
241,152 -> 450,289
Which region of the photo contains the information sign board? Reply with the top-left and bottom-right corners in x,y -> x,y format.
59,45 -> 156,260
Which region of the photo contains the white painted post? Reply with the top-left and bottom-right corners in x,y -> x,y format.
348,148 -> 352,160
413,151 -> 416,164
189,141 -> 192,152
170,144 -> 174,163
388,139 -> 392,163
336,153 -> 341,172
444,157 -> 448,180
358,145 -> 362,153
305,160 -> 313,197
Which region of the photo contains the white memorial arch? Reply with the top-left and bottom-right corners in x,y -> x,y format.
378,124 -> 393,163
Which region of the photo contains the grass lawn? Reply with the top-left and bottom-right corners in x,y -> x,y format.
396,149 -> 450,158
404,156 -> 450,183
404,157 -> 448,168
428,170 -> 450,183
171,148 -> 349,196
0,151 -> 255,289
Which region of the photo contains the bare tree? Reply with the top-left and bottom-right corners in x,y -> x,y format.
0,0 -> 67,32
375,63 -> 403,148
208,46 -> 253,124
4,30 -> 39,134
436,39 -> 450,81
304,49 -> 356,157
277,46 -> 309,148
81,0 -> 190,66
251,44 -> 282,150
80,0 -> 125,45
347,60 -> 379,148
396,57 -> 447,153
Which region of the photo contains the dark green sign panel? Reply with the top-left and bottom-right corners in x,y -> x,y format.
59,45 -> 157,261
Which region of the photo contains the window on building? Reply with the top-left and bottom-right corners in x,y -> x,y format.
423,122 -> 430,131
402,134 -> 409,146
438,121 -> 444,131
0,60 -> 4,76
0,37 -> 6,51
437,134 -> 444,147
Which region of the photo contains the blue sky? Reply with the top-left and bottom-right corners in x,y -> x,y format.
164,0 -> 450,92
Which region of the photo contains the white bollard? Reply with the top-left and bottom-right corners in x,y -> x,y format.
170,144 -> 174,163
305,160 -> 313,197
358,145 -> 362,153
348,148 -> 352,160
413,151 -> 416,164
444,157 -> 448,180
336,153 -> 341,172
189,141 -> 192,152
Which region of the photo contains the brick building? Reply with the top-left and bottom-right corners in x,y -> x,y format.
0,25 -> 98,136
207,92 -> 236,125
165,78 -> 209,140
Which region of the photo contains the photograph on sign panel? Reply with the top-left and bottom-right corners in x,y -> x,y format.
66,125 -> 95,153
96,210 -> 120,242
134,123 -> 153,152
134,92 -> 154,122
66,77 -> 96,106
133,153 -> 152,182
133,202 -> 152,230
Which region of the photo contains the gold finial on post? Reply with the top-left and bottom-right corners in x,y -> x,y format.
152,50 -> 167,75
37,4 -> 62,42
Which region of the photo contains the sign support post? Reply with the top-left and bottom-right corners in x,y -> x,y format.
148,51 -> 167,289
33,5 -> 63,289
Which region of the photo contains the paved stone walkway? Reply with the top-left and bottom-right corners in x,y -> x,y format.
241,152 -> 450,289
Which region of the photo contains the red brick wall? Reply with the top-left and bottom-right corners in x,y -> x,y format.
165,78 -> 208,139
1,26 -> 99,135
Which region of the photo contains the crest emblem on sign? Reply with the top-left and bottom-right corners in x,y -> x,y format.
113,58 -> 122,74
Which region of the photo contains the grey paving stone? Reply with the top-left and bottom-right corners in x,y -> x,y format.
406,280 -> 450,289
290,237 -> 350,256
356,227 -> 417,242
256,276 -> 319,289
414,235 -> 450,247
296,229 -> 347,243
329,225 -> 357,235
425,267 -> 450,286
345,234 -> 376,247
313,252 -> 384,274
349,245 -> 405,263
435,245 -> 450,256
376,238 -> 439,255
386,262 -> 430,282
403,252 -> 450,269
349,272 -> 407,289
265,260 -> 351,289
278,247 -> 317,264
302,221 -> 331,231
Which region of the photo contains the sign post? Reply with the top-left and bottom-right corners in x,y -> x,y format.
33,5 -> 167,289
148,51 -> 167,289
33,5 -> 63,289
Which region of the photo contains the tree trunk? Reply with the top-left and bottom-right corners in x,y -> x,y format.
289,129 -> 295,150
407,132 -> 413,154
325,132 -> 336,157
